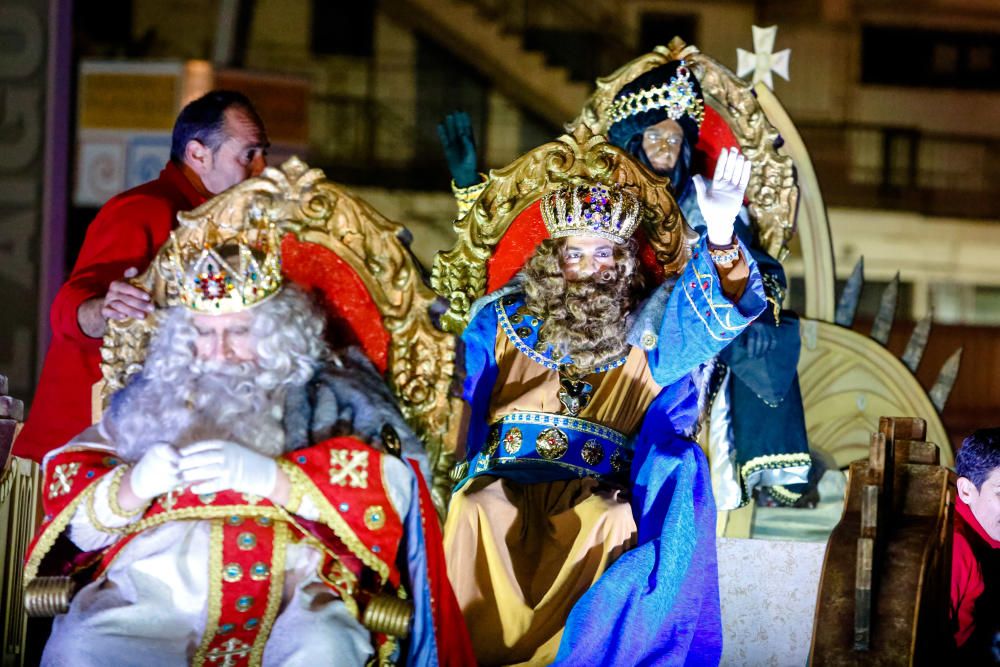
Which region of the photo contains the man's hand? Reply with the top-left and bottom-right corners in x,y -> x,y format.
77,267 -> 155,338
178,439 -> 278,498
126,443 -> 182,501
742,319 -> 779,358
436,111 -> 480,188
692,147 -> 752,246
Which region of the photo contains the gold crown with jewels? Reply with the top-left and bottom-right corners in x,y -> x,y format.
606,60 -> 705,128
158,217 -> 284,314
540,183 -> 643,245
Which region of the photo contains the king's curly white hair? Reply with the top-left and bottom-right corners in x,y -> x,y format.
109,284 -> 330,461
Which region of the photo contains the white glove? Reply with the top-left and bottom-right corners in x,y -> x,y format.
692,147 -> 752,246
178,439 -> 278,497
129,443 -> 182,500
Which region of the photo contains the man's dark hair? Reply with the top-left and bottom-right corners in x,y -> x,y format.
956,427 -> 1000,489
169,90 -> 262,164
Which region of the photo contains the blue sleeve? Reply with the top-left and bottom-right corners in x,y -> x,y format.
646,235 -> 767,387
456,302 -> 500,461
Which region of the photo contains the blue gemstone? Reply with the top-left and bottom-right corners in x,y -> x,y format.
339,502 -> 349,512
86,471 -> 95,478
297,455 -> 306,463
245,618 -> 259,629
373,545 -> 381,553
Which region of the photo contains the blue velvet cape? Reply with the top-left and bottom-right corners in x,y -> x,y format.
456,236 -> 767,666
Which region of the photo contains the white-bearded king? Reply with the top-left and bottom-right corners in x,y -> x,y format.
24,232 -> 473,667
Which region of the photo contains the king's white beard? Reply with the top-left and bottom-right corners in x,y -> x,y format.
110,359 -> 288,462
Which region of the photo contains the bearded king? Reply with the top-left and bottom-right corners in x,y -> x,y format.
443,148 -> 766,666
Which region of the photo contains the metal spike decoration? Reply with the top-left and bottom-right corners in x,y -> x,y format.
869,272 -> 900,345
901,312 -> 933,373
929,348 -> 962,413
835,257 -> 864,327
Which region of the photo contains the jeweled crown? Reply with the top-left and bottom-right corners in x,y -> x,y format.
159,219 -> 284,313
540,183 -> 642,245
607,60 -> 705,128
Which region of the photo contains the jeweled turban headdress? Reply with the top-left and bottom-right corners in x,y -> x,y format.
606,59 -> 705,128
158,218 -> 283,313
540,183 -> 642,245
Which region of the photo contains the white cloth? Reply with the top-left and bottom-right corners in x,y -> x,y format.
44,437 -> 414,667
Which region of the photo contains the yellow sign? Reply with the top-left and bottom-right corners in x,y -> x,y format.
79,72 -> 179,130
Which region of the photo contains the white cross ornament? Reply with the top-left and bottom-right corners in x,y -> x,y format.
736,25 -> 790,89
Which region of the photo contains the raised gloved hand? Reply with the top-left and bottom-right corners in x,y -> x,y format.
692,147 -> 752,246
436,111 -> 480,188
178,440 -> 278,498
129,443 -> 182,500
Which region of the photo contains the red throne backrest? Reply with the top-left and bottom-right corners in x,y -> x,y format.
693,105 -> 740,184
281,235 -> 390,374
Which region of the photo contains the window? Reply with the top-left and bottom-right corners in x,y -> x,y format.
311,2 -> 375,57
862,26 -> 1000,91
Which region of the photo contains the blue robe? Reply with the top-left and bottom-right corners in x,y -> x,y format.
455,236 -> 767,666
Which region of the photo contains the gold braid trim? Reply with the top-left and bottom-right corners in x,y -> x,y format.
23,476 -> 106,585
281,463 -> 391,584
106,466 -> 146,519
79,501 -> 286,536
769,484 -> 804,506
739,452 -> 812,503
277,459 -> 304,513
192,520 -> 224,667
249,521 -> 289,665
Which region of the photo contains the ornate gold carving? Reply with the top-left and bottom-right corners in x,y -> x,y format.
569,37 -> 798,263
98,158 -> 459,515
432,124 -> 689,334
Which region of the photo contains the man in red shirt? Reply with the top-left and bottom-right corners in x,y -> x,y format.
952,427 -> 1000,661
14,90 -> 269,462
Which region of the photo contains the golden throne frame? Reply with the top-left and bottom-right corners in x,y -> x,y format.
431,123 -> 687,334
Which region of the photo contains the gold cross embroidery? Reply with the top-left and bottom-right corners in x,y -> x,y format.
49,463 -> 81,498
329,450 -> 369,488
161,487 -> 182,511
206,637 -> 251,667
